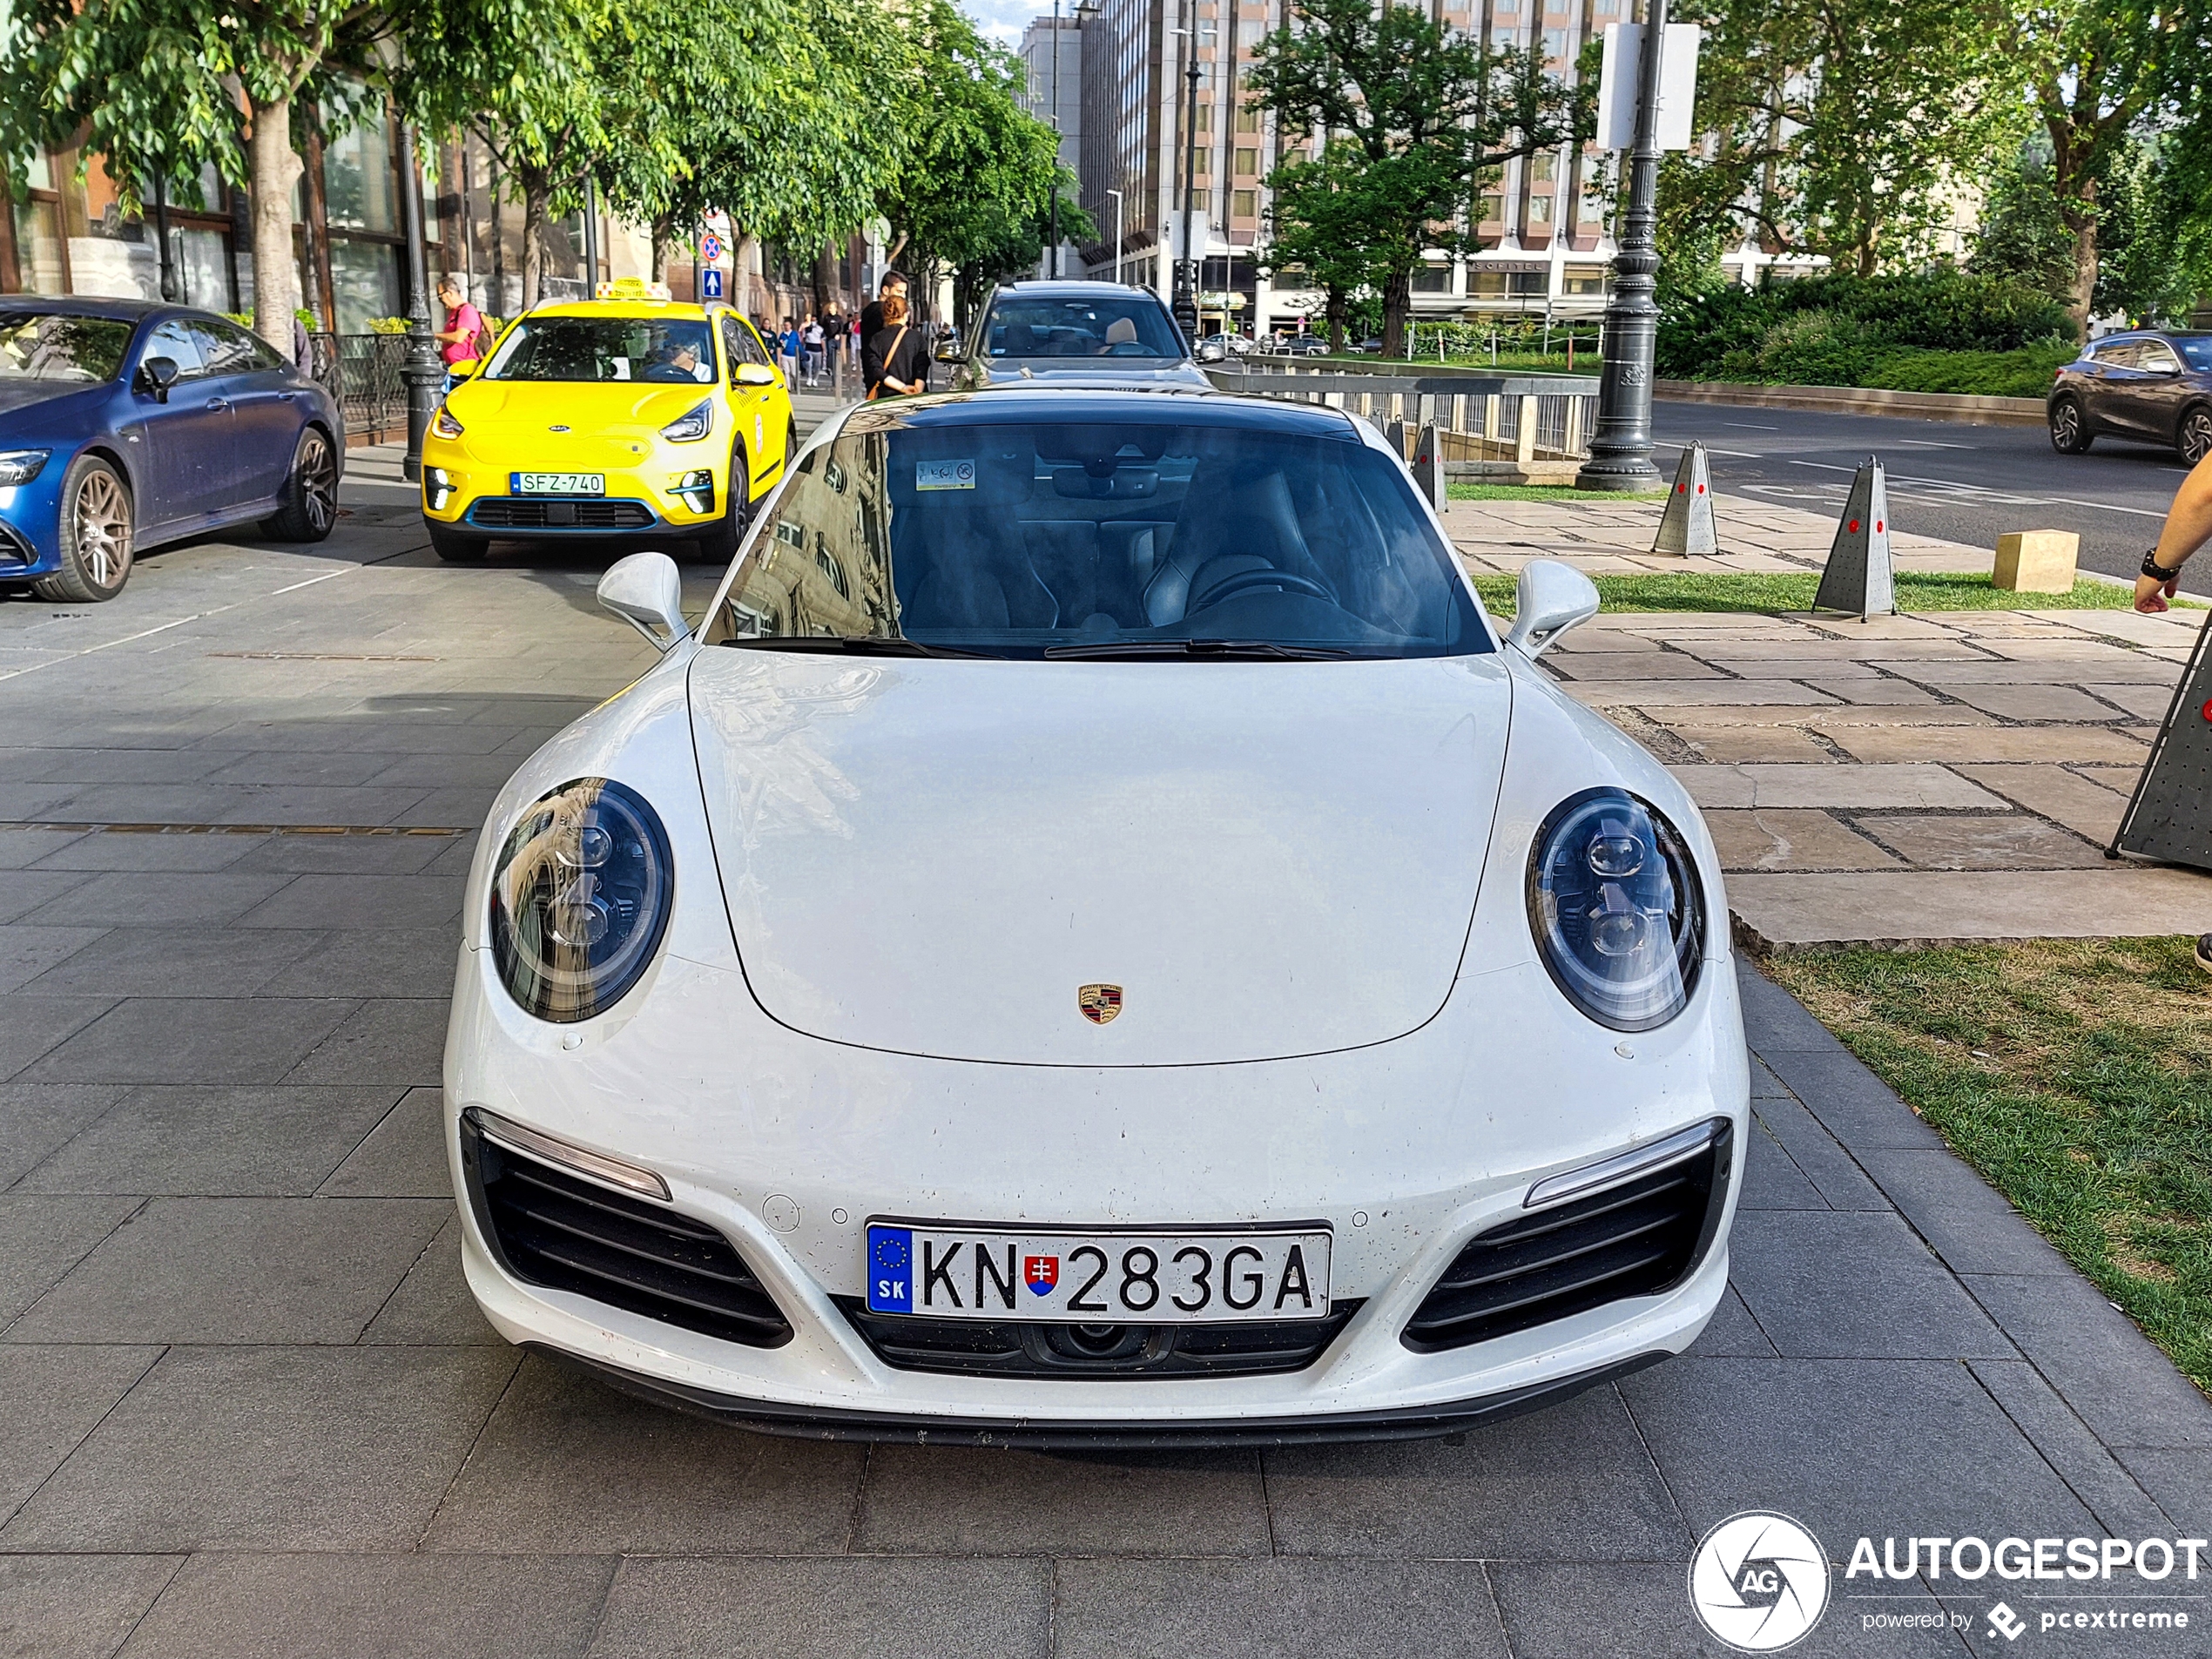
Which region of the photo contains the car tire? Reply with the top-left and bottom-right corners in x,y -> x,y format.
690,442 -> 751,563
2178,406 -> 2212,467
260,425 -> 340,542
428,520 -> 489,563
2049,395 -> 2094,454
31,453 -> 134,603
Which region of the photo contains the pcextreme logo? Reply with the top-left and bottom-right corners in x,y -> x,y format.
1689,1511 -> 1833,1652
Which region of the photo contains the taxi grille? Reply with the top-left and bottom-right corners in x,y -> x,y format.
462,1119 -> 792,1348
469,497 -> 656,529
1401,1123 -> 1730,1353
833,1299 -> 1363,1379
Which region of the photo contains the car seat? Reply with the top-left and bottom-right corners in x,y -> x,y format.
1143,467 -> 1318,624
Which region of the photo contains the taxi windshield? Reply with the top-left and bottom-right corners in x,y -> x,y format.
481,316 -> 716,383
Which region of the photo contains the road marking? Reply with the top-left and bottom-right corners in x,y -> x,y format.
1892,438 -> 1976,448
0,605 -> 238,682
1654,440 -> 1767,458
1721,421 -> 1779,430
271,568 -> 353,595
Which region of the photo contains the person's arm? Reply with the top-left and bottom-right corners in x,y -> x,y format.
2137,448 -> 2212,610
861,331 -> 888,388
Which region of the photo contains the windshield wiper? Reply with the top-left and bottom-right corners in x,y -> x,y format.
1041,637 -> 1353,661
730,636 -> 988,658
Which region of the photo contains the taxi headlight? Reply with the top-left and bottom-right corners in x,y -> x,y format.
432,405 -> 464,439
1527,786 -> 1704,1032
490,779 -> 673,1023
660,400 -> 714,443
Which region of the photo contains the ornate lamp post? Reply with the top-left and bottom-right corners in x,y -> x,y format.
1174,44 -> 1202,341
398,123 -> 442,485
1575,0 -> 1669,490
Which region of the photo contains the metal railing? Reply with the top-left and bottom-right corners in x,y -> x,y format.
307,333 -> 409,442
1204,363 -> 1602,465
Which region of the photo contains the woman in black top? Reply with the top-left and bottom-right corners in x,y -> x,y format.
863,281 -> 927,399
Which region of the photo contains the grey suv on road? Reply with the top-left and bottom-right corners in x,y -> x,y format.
2047,330 -> 2212,463
940,281 -> 1209,390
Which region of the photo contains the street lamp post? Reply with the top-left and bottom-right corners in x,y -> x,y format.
1575,0 -> 1669,490
1107,188 -> 1123,286
152,172 -> 177,303
583,173 -> 602,293
1049,0 -> 1062,276
1175,44 -> 1201,340
398,123 -> 442,486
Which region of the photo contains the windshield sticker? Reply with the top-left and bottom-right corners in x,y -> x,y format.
916,460 -> 975,491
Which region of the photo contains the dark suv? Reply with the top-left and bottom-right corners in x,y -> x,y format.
2047,330 -> 2212,462
940,281 -> 1208,391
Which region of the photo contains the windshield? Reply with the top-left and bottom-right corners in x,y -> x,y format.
0,313 -> 134,384
708,415 -> 1487,659
480,316 -> 716,383
983,297 -> 1184,361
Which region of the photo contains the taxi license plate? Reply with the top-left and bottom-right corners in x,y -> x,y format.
512,472 -> 604,496
864,1223 -> 1332,1323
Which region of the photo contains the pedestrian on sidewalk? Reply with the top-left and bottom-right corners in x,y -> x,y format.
803,314 -> 826,384
2132,450 -> 2212,976
779,318 -> 802,383
433,275 -> 486,391
863,276 -> 926,401
823,309 -> 844,390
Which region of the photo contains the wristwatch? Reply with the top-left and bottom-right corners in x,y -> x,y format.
2143,548 -> 2181,580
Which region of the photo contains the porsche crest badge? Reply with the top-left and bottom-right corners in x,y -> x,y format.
1078,983 -> 1123,1025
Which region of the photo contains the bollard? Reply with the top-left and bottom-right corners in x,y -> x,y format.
1385,417 -> 1407,460
2109,604 -> 2212,871
1412,423 -> 1445,509
1812,457 -> 1896,620
1651,442 -> 1718,556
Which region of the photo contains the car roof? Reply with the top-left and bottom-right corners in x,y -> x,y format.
526,298 -> 722,323
0,295 -> 180,324
840,385 -> 1361,439
2098,330 -> 2211,343
987,282 -> 1172,306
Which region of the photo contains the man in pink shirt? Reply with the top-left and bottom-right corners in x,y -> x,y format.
434,276 -> 485,390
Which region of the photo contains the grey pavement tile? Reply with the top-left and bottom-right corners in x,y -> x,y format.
397,786 -> 501,829
282,1000 -> 448,1088
1622,1358 -> 2101,1546
421,1355 -> 864,1554
1,746 -> 246,786
0,1084 -> 127,1189
1265,1382 -> 1690,1560
364,752 -> 527,789
0,1345 -> 163,1529
225,831 -> 462,876
14,1085 -> 403,1197
0,872 -> 96,926
17,997 -> 359,1086
15,926 -> 322,1000
4,1195 -> 448,1344
2113,1448 -> 2212,1535
29,832 -> 270,872
1056,1558 -> 1509,1659
255,929 -> 458,999
320,1087 -> 450,1197
1736,965 -> 1855,1056
1961,1275 -> 2212,1451
358,1211 -> 501,1345
1855,1150 -> 2075,1278
1490,1561 -> 1962,1657
0,829 -> 89,869
1690,1285 -> 1779,1358
200,721 -> 516,758
13,872 -> 293,929
0,783 -> 89,822
1749,1097 -> 1892,1212
1758,1048 -> 1947,1152
236,874 -> 464,932
114,1552 -> 615,1659
586,1557 -> 1050,1659
0,1554 -> 183,1659
200,751 -> 409,787
33,786 -> 254,826
0,926 -> 105,995
419,836 -> 482,880
212,786 -> 437,828
856,1445 -> 1271,1557
1967,1362 -> 2175,1539
0,1344 -> 519,1551
1741,1116 -> 1828,1211
1730,1211 -> 2015,1359
0,1194 -> 141,1324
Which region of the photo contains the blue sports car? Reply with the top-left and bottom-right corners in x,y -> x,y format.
0,296 -> 345,602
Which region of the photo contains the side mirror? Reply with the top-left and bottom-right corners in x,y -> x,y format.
933,332 -> 963,363
1195,338 -> 1226,363
597,551 -> 691,650
138,356 -> 179,401
1502,558 -> 1599,659
448,359 -> 476,381
734,363 -> 776,387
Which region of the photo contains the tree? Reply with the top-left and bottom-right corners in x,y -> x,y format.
948,168 -> 1096,327
1256,146 -> 1395,352
1244,0 -> 1589,355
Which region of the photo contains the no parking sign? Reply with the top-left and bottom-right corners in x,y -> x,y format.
700,232 -> 724,263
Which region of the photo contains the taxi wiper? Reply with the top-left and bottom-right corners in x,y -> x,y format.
731,636 -> 988,658
1042,637 -> 1353,660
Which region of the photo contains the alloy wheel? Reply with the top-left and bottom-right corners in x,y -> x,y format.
299,431 -> 337,533
73,467 -> 132,590
2051,403 -> 2080,449
2183,410 -> 2212,467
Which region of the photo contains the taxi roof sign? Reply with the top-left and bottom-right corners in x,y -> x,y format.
596,277 -> 671,300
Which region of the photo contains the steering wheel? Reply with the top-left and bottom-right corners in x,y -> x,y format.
1193,568 -> 1336,607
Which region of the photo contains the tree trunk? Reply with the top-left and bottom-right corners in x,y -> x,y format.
813,246 -> 833,322
246,94 -> 306,352
2060,180 -> 2099,341
1325,290 -> 1347,352
521,172 -> 550,310
651,215 -> 673,283
1380,267 -> 1411,357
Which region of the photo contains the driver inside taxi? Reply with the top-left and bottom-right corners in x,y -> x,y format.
643,332 -> 704,382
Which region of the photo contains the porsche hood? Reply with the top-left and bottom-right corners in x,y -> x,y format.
685,650 -> 1513,1067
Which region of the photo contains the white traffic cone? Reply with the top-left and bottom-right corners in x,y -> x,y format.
1651,442 -> 1718,556
1812,457 -> 1896,619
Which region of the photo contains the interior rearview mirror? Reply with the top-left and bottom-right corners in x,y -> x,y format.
138,356 -> 179,401
734,363 -> 776,387
1502,558 -> 1600,660
597,551 -> 691,650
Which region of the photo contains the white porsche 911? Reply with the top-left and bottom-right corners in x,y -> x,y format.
444,387 -> 1748,1445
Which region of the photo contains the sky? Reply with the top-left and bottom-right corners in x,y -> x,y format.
968,0 -> 1043,47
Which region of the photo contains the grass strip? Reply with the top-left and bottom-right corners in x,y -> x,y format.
1470,570 -> 2195,616
1767,941 -> 2211,1393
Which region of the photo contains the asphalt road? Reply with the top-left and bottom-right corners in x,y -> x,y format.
1650,399 -> 2210,598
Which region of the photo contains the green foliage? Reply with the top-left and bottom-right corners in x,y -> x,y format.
1972,136 -> 2079,296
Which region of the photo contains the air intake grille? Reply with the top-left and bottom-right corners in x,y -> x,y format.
463,1119 -> 792,1348
835,1298 -> 1363,1379
469,497 -> 656,529
1402,1122 -> 1730,1353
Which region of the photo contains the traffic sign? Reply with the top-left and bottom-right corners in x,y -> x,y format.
701,267 -> 725,300
700,233 -> 724,262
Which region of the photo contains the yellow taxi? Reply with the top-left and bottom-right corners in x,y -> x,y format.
421,279 -> 796,563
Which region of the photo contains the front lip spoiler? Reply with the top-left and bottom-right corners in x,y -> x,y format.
526,1343 -> 1669,1449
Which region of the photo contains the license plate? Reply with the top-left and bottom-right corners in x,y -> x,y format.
512,472 -> 604,496
864,1223 -> 1332,1323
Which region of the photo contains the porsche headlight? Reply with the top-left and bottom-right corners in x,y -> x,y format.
1527,787 -> 1704,1032
490,779 -> 672,1022
660,400 -> 714,442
